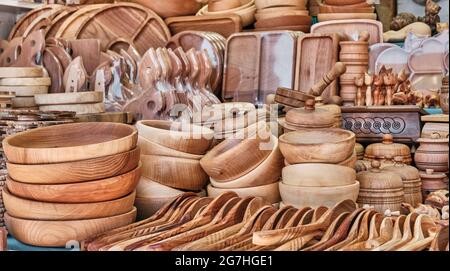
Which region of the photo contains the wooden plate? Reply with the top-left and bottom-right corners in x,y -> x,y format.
317,13 -> 377,22
3,188 -> 136,220
6,148 -> 140,184
45,6 -> 80,38
165,15 -> 242,38
4,208 -> 136,247
282,164 -> 356,187
207,182 -> 281,204
39,103 -> 106,115
0,67 -> 44,78
3,122 -> 137,164
34,91 -> 104,105
0,77 -> 51,86
6,164 -> 141,203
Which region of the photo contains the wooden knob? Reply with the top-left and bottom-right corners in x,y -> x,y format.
426,169 -> 435,175
382,134 -> 394,144
394,156 -> 404,163
371,160 -> 381,170
305,99 -> 315,111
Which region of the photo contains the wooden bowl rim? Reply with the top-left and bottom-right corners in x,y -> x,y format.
279,128 -> 355,146
282,163 -> 356,186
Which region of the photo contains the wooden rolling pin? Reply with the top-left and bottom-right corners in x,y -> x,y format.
307,62 -> 347,97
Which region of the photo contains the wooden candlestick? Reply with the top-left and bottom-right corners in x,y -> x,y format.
364,72 -> 373,106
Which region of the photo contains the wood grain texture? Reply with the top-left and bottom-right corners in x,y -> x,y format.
11,97 -> 36,108
207,182 -> 281,204
75,112 -> 133,124
0,67 -> 44,78
138,136 -> 203,160
45,6 -> 80,38
39,103 -> 106,115
0,77 -> 51,86
3,122 -> 137,164
282,164 -> 356,187
3,188 -> 136,220
6,147 -> 140,184
34,91 -> 104,105
6,164 -> 141,203
165,15 -> 242,38
4,207 -> 136,247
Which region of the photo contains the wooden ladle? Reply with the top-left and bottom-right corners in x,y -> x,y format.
396,214 -> 438,251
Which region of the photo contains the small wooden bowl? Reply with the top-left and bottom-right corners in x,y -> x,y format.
140,155 -> 208,191
6,148 -> 140,184
200,135 -> 272,182
317,13 -> 377,22
6,164 -> 141,203
282,164 -> 356,187
319,5 -> 375,14
279,181 -> 360,208
255,0 -> 307,10
339,150 -> 357,169
209,0 -> 242,12
254,15 -> 311,29
213,108 -> 267,134
132,0 -> 203,18
138,136 -> 202,160
279,129 -> 355,164
207,182 -> 281,204
255,10 -> 309,21
4,208 -> 137,247
197,0 -> 257,27
2,188 -> 136,220
136,120 -> 214,155
34,91 -> 103,105
209,135 -> 283,188
194,102 -> 256,125
3,122 -> 137,164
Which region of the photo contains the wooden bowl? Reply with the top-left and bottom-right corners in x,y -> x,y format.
2,188 -> 136,220
136,120 -> 214,155
338,150 -> 357,169
209,135 -> 283,188
213,108 -> 267,134
319,5 -> 375,14
4,208 -> 137,247
140,155 -> 208,191
253,25 -> 311,32
255,0 -> 307,10
197,0 -> 257,27
34,91 -> 103,105
254,15 -> 311,29
257,6 -> 305,13
207,182 -> 281,204
194,102 -> 256,125
200,134 -> 272,182
282,164 -> 356,187
3,122 -> 137,164
6,148 -> 140,184
132,0 -> 203,18
324,0 -> 368,5
317,13 -> 377,22
138,136 -> 202,160
279,181 -> 360,208
255,10 -> 309,21
6,164 -> 141,203
279,129 -> 355,164
209,0 -> 242,12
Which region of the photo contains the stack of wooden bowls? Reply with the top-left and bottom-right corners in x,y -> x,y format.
0,67 -> 50,110
420,169 -> 449,199
197,0 -> 257,27
279,128 -> 357,169
1,122 -> 139,247
415,132 -> 449,173
317,0 -> 377,22
279,164 -> 359,208
364,134 -> 412,165
253,0 -> 311,32
339,32 -> 370,106
202,128 -> 282,204
357,160 -> 405,214
135,120 -> 214,218
34,91 -> 105,115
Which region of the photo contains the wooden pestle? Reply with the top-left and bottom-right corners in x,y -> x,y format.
307,62 -> 347,97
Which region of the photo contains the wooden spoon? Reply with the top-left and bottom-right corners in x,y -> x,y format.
396,214 -> 438,251
430,225 -> 449,251
284,207 -> 313,228
383,213 -> 419,251
326,209 -> 370,251
341,212 -> 383,251
372,215 -> 407,251
364,217 -> 395,250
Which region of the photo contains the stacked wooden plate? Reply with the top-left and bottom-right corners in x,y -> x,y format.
0,67 -> 50,110
254,0 -> 311,32
35,91 -> 105,115
317,0 -> 377,22
2,122 -> 139,247
279,164 -> 359,208
202,130 -> 282,204
197,0 -> 257,27
135,120 -> 214,218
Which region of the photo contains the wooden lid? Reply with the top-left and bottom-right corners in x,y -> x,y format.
417,132 -> 449,143
364,134 -> 411,158
315,97 -> 342,116
357,160 -> 403,189
419,169 -> 448,179
384,156 -> 420,181
285,99 -> 334,128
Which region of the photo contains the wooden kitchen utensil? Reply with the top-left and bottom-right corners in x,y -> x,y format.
207,182 -> 281,204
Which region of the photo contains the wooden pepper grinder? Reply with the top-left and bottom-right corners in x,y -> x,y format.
354,76 -> 365,106
364,72 -> 373,106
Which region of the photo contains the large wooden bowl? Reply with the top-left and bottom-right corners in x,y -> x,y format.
6,164 -> 141,203
2,122 -> 137,164
6,148 -> 140,184
282,164 -> 356,187
137,136 -> 203,160
140,155 -> 208,191
255,0 -> 307,10
197,0 -> 257,27
279,129 -> 355,164
132,0 -> 203,18
4,208 -> 137,247
2,188 -> 136,220
279,181 -> 360,208
207,182 -> 280,204
136,120 -> 214,155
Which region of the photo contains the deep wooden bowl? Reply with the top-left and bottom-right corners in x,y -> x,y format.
282,164 -> 356,187
257,6 -> 305,13
207,182 -> 281,204
209,0 -> 242,12
2,188 -> 136,220
140,155 -> 208,191
255,0 -> 307,10
6,164 -> 141,203
279,181 -> 360,208
197,0 -> 257,27
6,148 -> 140,184
279,129 -> 355,164
138,136 -> 203,160
4,208 -> 137,247
3,122 -> 137,164
136,120 -> 214,155
132,0 -> 203,18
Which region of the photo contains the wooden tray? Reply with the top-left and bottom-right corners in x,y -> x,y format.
164,15 -> 242,38
55,3 -> 171,55
294,33 -> 339,98
254,15 -> 311,29
21,8 -> 68,38
223,31 -> 300,104
311,19 -> 383,45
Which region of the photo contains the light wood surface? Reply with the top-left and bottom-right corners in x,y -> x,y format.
11,97 -> 36,108
0,67 -> 44,78
34,91 -> 104,105
138,136 -> 203,160
39,103 -> 106,115
317,13 -> 377,22
0,77 -> 51,86
0,85 -> 48,96
282,164 -> 356,187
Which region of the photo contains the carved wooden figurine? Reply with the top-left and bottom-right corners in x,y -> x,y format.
373,74 -> 383,105
365,72 -> 373,106
355,76 -> 365,106
383,71 -> 397,106
424,94 -> 440,108
418,0 -> 441,33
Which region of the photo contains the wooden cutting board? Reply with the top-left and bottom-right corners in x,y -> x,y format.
0,86 -> 48,97
43,48 -> 64,93
223,31 -> 301,104
68,39 -> 101,76
22,8 -> 67,38
311,19 -> 383,45
0,77 -> 51,86
39,102 -> 106,115
294,33 -> 339,98
11,30 -> 46,67
165,15 -> 242,38
76,112 -> 133,124
45,6 -> 80,38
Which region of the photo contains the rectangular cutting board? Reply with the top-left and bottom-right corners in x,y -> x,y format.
294,33 -> 339,98
222,31 -> 302,105
165,15 -> 242,38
